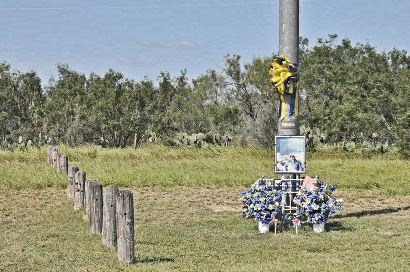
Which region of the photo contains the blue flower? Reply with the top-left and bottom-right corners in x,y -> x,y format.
321,204 -> 329,211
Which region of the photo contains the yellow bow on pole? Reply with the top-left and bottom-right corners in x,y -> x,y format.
268,56 -> 299,120
269,56 -> 297,94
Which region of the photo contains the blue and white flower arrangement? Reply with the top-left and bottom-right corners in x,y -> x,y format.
293,179 -> 343,225
241,178 -> 283,225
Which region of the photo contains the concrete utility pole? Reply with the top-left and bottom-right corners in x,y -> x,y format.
278,0 -> 299,136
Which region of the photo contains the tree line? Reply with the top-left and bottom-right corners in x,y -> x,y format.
0,35 -> 409,156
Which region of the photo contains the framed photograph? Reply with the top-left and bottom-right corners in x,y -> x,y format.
274,136 -> 306,174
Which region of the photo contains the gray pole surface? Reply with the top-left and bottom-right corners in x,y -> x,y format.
278,0 -> 299,136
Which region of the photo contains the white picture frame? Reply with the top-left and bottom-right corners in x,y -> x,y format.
274,136 -> 306,174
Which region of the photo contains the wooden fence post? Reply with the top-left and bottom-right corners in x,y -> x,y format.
51,149 -> 58,169
47,146 -> 55,165
84,180 -> 91,221
58,154 -> 62,173
133,134 -> 137,149
102,186 -> 119,247
55,152 -> 60,172
74,171 -> 86,211
67,166 -> 79,199
90,181 -> 103,234
59,154 -> 68,175
116,190 -> 135,264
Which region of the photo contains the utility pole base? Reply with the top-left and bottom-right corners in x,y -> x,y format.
278,117 -> 299,136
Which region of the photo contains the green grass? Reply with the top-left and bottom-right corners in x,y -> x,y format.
0,188 -> 409,271
0,145 -> 409,195
0,146 -> 409,271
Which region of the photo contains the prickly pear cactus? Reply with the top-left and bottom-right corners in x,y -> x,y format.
344,142 -> 356,152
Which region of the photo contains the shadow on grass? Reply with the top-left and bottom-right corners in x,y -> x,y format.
249,205 -> 410,233
136,256 -> 175,264
326,221 -> 353,232
295,221 -> 353,232
333,206 -> 410,219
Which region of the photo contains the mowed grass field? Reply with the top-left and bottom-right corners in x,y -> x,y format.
0,145 -> 409,271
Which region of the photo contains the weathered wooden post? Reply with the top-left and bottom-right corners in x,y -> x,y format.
116,190 -> 135,264
74,171 -> 86,211
47,146 -> 55,165
59,154 -> 68,175
89,181 -> 103,234
51,149 -> 59,169
84,180 -> 91,221
55,152 -> 60,172
102,186 -> 119,247
67,166 -> 79,199
133,134 -> 137,149
58,154 -> 62,173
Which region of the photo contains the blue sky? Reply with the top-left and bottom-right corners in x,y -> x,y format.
1,0 -> 409,83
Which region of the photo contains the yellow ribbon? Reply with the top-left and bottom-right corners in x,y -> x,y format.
280,93 -> 286,120
269,56 -> 299,120
268,56 -> 297,95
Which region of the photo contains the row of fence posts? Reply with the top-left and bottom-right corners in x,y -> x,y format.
47,146 -> 135,264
